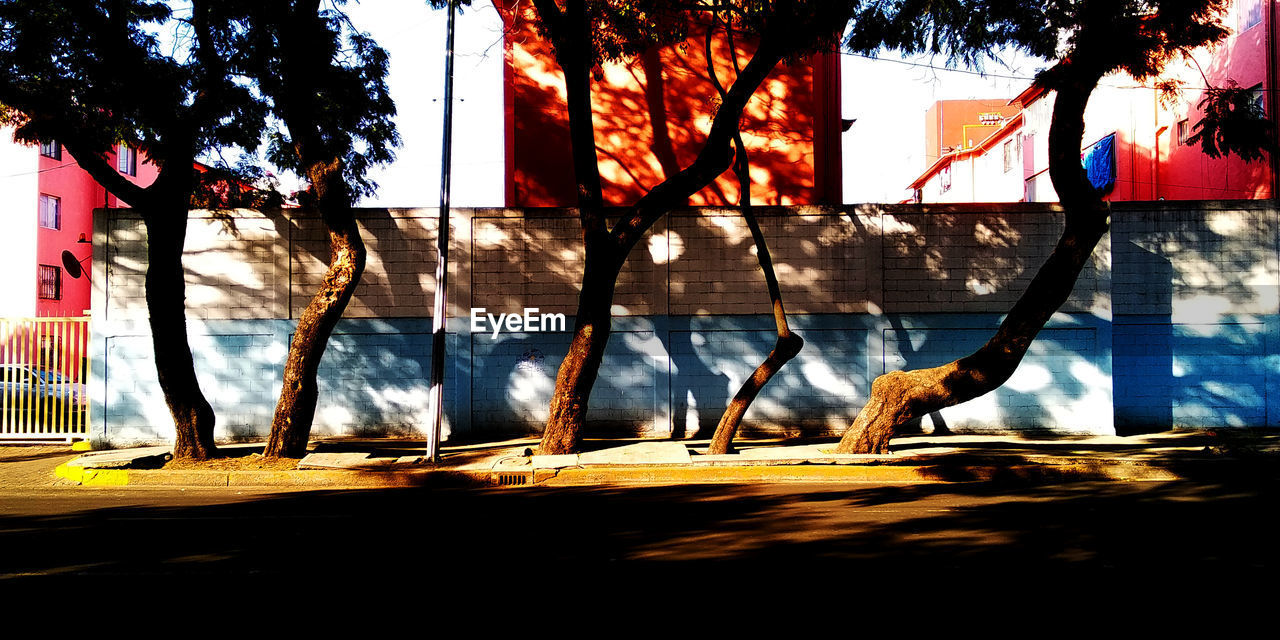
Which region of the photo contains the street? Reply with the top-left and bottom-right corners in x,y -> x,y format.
4,475 -> 1278,582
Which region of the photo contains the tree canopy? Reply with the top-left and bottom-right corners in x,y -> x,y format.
0,0 -> 268,193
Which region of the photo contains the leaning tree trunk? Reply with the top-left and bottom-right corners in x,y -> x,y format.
264,165 -> 365,458
540,243 -> 621,454
143,207 -> 218,460
706,140 -> 802,453
706,203 -> 803,454
836,60 -> 1108,454
704,21 -> 801,455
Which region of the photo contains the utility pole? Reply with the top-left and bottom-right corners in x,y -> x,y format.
425,0 -> 457,462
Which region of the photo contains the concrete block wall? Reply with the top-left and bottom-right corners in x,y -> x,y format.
1110,201 -> 1279,431
88,202 -> 1278,446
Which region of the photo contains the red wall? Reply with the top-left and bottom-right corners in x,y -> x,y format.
498,1 -> 842,207
1138,4 -> 1274,201
35,145 -> 159,317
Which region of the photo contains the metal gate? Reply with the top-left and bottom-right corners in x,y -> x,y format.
0,317 -> 90,441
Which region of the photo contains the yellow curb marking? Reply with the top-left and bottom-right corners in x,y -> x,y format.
80,468 -> 129,486
54,463 -> 84,484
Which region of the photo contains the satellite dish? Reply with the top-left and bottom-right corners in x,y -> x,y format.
61,250 -> 84,279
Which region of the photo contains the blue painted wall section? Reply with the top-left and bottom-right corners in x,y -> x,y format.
1110,202 -> 1279,432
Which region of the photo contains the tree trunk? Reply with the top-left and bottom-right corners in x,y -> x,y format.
142,208 -> 217,460
531,4 -> 789,453
836,61 -> 1108,454
264,165 -> 365,458
703,19 -> 802,454
539,243 -> 620,454
706,208 -> 802,454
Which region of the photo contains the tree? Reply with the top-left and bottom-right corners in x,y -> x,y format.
221,0 -> 402,458
525,0 -> 858,454
836,0 -> 1243,453
702,9 -> 802,455
0,0 -> 268,459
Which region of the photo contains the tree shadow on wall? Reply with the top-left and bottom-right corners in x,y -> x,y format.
502,2 -> 816,207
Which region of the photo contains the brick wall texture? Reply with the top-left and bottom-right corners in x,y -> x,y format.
91,201 -> 1280,443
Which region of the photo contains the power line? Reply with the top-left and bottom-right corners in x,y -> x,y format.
1,162 -> 82,180
840,50 -> 1275,93
840,51 -> 1038,82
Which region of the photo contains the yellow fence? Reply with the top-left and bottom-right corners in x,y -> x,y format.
0,317 -> 90,441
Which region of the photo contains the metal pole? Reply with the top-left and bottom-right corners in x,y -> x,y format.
426,0 -> 457,462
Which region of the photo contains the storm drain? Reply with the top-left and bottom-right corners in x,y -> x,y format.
494,472 -> 529,486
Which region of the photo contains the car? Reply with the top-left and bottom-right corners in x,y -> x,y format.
0,364 -> 87,429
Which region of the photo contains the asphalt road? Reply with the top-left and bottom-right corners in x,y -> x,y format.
4,476 -> 1278,582
4,442 -> 1279,618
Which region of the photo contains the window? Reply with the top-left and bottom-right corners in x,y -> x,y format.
39,140 -> 61,160
38,265 -> 61,300
1239,0 -> 1263,31
117,144 -> 136,176
38,194 -> 60,230
1003,139 -> 1014,173
1176,119 -> 1190,145
1250,83 -> 1266,114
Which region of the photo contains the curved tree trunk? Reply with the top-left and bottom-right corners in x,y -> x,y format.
264,164 -> 365,458
705,20 -> 802,454
143,208 -> 218,460
705,205 -> 803,453
836,60 -> 1108,454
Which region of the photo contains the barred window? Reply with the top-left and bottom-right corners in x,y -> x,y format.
38,265 -> 61,300
39,140 -> 61,160
38,194 -> 60,230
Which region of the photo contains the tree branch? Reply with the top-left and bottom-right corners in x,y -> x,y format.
61,140 -> 149,208
610,33 -> 783,249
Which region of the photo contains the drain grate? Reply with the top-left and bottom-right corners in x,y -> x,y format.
495,472 -> 528,486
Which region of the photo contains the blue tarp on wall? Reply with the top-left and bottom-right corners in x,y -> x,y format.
1084,133 -> 1116,193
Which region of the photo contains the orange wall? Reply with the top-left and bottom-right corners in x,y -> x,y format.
499,1 -> 841,207
924,100 -> 1022,167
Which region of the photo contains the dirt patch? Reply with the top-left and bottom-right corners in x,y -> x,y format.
164,453 -> 301,471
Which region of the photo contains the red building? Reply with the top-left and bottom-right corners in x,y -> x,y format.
909,0 -> 1277,204
0,135 -> 158,318
497,1 -> 843,207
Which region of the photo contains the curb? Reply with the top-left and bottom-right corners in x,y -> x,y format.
532,459 -> 1186,486
55,462 -> 494,488
52,435 -> 1268,489
54,456 -> 1197,488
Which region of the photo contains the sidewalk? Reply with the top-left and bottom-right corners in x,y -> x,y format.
35,430 -> 1280,489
